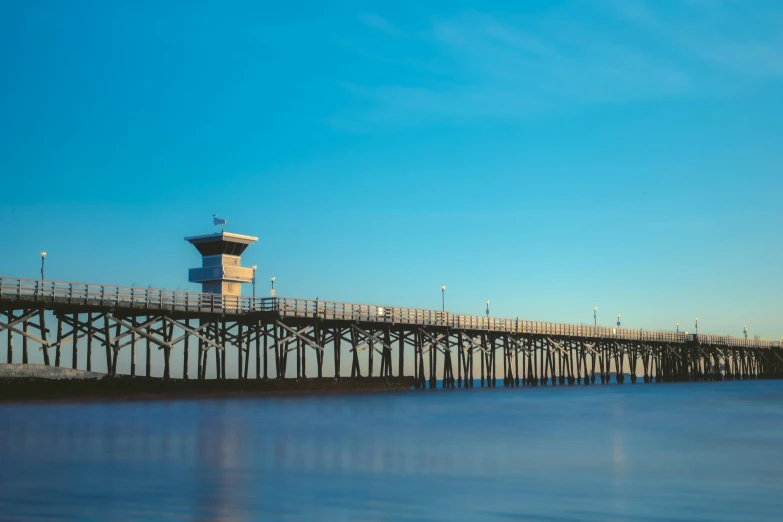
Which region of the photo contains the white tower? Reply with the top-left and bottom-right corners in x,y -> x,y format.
185,231 -> 258,298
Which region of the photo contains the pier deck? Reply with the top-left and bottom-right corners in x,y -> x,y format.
2,277 -> 781,388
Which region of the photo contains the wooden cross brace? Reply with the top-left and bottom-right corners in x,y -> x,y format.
220,323 -> 259,346
277,322 -> 324,353
547,337 -> 569,356
418,328 -> 448,355
507,335 -> 530,354
352,324 -> 393,352
320,331 -> 335,346
56,313 -> 108,347
107,314 -> 173,351
663,343 -> 683,360
351,339 -> 384,356
395,330 -> 416,346
351,342 -> 383,356
457,334 -> 489,355
107,316 -> 161,345
1,309 -> 49,335
276,324 -> 313,347
421,335 -> 446,355
51,330 -> 90,351
163,317 -> 223,353
583,342 -> 600,356
0,317 -> 50,347
153,319 -> 176,352
0,310 -> 48,346
233,324 -> 261,344
349,327 -> 391,356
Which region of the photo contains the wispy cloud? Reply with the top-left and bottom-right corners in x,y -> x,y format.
358,12 -> 404,37
609,0 -> 783,79
332,1 -> 783,128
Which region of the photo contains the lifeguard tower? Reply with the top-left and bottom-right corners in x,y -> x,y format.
185,231 -> 258,298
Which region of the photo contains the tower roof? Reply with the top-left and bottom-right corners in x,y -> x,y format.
185,231 -> 258,256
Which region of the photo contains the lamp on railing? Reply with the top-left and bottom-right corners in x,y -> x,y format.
439,285 -> 445,313
617,314 -> 620,329
676,322 -> 679,333
251,265 -> 257,300
270,276 -> 276,298
486,300 -> 490,319
593,306 -> 597,327
743,324 -> 747,339
695,317 -> 699,335
40,251 -> 46,281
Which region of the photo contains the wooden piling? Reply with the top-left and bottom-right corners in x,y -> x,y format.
237,324 -> 244,380
183,319 -> 189,380
5,313 -> 11,364
21,319 -> 29,364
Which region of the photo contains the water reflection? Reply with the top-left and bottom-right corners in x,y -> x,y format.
193,414 -> 246,522
0,382 -> 782,521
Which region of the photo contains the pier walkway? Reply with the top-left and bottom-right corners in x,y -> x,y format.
2,277 -> 781,388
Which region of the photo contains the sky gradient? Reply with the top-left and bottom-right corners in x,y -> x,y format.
1,0 -> 782,342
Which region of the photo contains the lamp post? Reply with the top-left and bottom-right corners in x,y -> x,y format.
744,325 -> 747,339
593,306 -> 597,327
617,314 -> 621,329
40,251 -> 46,281
676,322 -> 679,333
486,300 -> 490,318
695,317 -> 699,335
270,276 -> 276,298
441,285 -> 446,312
251,265 -> 257,299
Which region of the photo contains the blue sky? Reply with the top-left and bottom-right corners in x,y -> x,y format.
1,0 -> 782,340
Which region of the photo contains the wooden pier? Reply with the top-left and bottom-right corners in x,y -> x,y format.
1,277 -> 781,388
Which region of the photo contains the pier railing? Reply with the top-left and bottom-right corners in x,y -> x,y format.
693,333 -> 777,349
0,277 -> 272,314
1,277 -> 778,349
273,298 -> 778,348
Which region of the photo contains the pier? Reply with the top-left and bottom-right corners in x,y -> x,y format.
2,276 -> 781,388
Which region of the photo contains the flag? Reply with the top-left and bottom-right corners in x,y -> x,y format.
213,215 -> 226,226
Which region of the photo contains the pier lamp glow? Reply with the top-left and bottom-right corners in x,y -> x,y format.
441,285 -> 446,312
486,300 -> 490,318
40,251 -> 46,281
676,322 -> 679,333
251,265 -> 257,299
593,306 -> 597,327
270,276 -> 276,298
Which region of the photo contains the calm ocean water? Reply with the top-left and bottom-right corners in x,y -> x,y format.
1,380 -> 782,521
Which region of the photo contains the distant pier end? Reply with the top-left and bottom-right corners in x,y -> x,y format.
185,231 -> 258,297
